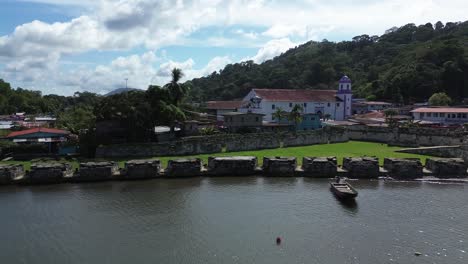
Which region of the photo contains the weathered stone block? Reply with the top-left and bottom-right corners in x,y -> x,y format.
263,157 -> 296,177
343,157 -> 379,178
124,159 -> 161,179
383,158 -> 423,179
0,164 -> 25,184
78,162 -> 119,181
425,158 -> 467,178
29,163 -> 72,184
166,158 -> 202,177
302,157 -> 337,178
207,156 -> 257,176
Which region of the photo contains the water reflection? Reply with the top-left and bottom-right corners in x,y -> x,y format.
352,179 -> 380,190
332,192 -> 359,215
206,176 -> 259,186
382,180 -> 423,189
261,176 -> 298,186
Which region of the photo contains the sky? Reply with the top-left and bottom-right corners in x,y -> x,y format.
0,0 -> 467,95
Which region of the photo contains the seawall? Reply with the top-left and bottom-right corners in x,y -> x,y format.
1,156 -> 466,186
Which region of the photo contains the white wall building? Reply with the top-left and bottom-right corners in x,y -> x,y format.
239,76 -> 352,122
411,107 -> 468,124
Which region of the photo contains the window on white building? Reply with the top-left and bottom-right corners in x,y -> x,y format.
463,114 -> 467,119
440,113 -> 445,117
420,113 -> 425,118
427,113 -> 432,117
272,104 -> 275,110
327,103 -> 330,107
434,113 -> 439,117
457,113 -> 462,118
289,103 -> 293,107
337,103 -> 340,107
304,103 -> 307,107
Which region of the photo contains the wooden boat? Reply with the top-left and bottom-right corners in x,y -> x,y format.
330,181 -> 358,200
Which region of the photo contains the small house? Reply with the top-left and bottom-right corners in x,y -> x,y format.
222,112 -> 264,133
5,127 -> 70,153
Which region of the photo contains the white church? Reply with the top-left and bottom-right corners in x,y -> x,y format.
239,76 -> 353,122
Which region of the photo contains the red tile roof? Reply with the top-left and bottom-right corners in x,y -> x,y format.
253,89 -> 340,102
206,101 -> 243,110
6,127 -> 70,138
411,107 -> 468,113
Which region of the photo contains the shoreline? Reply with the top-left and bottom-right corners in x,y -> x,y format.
1,156 -> 466,186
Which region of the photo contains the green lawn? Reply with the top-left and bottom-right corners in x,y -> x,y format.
154,141 -> 432,167
0,141 -> 432,170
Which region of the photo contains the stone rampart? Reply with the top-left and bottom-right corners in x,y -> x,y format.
28,163 -> 72,184
343,157 -> 379,178
263,157 -> 297,177
0,164 -> 25,184
302,157 -> 337,178
124,159 -> 161,179
207,156 -> 258,176
166,158 -> 202,177
77,162 -> 119,182
383,158 -> 423,179
425,158 -> 467,178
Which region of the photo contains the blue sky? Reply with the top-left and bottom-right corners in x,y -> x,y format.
0,0 -> 467,95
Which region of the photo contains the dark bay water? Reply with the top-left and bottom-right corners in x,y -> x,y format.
1,178 -> 467,264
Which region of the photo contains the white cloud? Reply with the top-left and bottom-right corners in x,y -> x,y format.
247,38 -> 297,63
2,0 -> 468,94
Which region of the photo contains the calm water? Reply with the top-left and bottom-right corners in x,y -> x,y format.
1,178 -> 467,264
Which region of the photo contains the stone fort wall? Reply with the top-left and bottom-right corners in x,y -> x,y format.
95,126 -> 349,158
347,125 -> 467,147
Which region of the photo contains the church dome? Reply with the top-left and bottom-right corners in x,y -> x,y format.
339,75 -> 351,83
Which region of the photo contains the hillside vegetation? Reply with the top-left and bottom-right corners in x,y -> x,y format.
188,21 -> 468,104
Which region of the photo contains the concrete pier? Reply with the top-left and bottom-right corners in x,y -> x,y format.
28,163 -> 73,184
166,158 -> 202,177
207,156 -> 258,176
425,158 -> 467,178
343,157 -> 379,178
302,157 -> 337,178
383,158 -> 423,179
124,159 -> 161,179
76,162 -> 119,182
0,164 -> 25,184
263,157 -> 297,177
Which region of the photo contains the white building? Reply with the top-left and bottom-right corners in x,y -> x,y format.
239,76 -> 352,122
411,107 -> 468,124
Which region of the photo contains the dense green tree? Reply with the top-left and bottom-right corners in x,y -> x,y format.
57,106 -> 96,134
428,92 -> 452,106
187,20 -> 468,104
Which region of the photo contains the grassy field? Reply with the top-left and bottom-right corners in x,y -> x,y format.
0,141 -> 432,170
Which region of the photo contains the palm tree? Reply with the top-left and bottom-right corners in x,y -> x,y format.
272,107 -> 286,123
164,68 -> 188,106
384,109 -> 398,128
288,104 -> 304,129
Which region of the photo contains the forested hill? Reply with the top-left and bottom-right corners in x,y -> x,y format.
187,21 -> 468,104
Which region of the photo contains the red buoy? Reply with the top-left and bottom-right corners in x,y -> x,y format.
276,237 -> 282,245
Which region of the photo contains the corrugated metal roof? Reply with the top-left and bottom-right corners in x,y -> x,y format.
6,128 -> 69,138
411,107 -> 468,113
